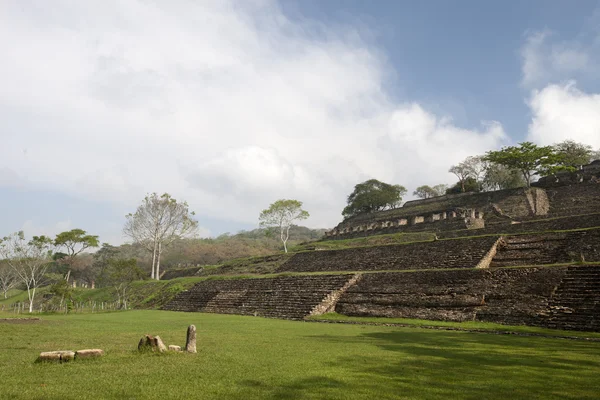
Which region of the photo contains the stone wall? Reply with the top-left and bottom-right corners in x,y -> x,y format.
439,213 -> 600,239
327,187 -> 549,240
162,275 -> 352,320
335,265 -> 600,331
535,161 -> 600,187
327,183 -> 600,241
545,183 -> 600,217
277,236 -> 499,273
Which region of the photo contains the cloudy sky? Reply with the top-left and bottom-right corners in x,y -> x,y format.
1,0 -> 600,244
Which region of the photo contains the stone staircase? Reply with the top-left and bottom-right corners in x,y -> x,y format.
163,275 -> 353,320
490,234 -> 567,267
544,266 -> 600,331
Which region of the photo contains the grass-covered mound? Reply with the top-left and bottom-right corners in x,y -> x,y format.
1,310 -> 599,399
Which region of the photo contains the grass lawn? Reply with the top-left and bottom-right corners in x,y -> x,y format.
1,311 -> 599,400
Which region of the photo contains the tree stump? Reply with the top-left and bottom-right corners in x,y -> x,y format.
138,335 -> 167,352
186,325 -> 197,353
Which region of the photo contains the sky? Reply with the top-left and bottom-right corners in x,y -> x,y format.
1,0 -> 600,244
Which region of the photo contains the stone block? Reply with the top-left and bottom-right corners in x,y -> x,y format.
75,349 -> 104,359
38,351 -> 75,362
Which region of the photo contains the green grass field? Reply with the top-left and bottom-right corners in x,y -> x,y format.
1,311 -> 599,399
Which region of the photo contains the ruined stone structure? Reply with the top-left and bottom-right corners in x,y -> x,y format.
164,275 -> 353,320
535,160 -> 600,187
163,182 -> 600,332
325,186 -> 551,240
335,266 -> 600,332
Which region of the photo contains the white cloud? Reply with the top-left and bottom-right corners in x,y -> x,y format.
520,10 -> 600,88
527,82 -> 600,148
0,0 -> 508,232
21,219 -> 73,239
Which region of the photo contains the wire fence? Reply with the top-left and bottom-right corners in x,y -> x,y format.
2,300 -> 128,314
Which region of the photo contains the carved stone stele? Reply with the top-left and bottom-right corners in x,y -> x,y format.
186,325 -> 197,353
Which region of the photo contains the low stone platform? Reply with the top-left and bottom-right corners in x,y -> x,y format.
163,275 -> 353,320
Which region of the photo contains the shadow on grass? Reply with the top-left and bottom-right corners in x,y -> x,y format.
303,330 -> 600,400
239,376 -> 347,400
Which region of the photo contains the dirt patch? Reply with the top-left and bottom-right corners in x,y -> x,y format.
0,318 -> 42,324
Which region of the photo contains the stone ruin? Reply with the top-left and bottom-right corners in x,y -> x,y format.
162,181 -> 600,332
37,349 -> 104,362
137,325 -> 197,353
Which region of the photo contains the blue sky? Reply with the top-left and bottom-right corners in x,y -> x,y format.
1,0 -> 599,244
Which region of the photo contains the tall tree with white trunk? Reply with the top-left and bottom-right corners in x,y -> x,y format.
259,199 -> 309,253
124,193 -> 198,280
0,232 -> 54,312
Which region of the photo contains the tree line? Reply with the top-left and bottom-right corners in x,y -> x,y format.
341,139 -> 600,218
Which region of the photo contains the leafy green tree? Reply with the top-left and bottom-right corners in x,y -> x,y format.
552,140 -> 593,168
484,142 -> 562,187
432,184 -> 449,196
445,177 -> 480,194
0,232 -> 54,312
103,258 -> 144,309
259,199 -> 309,253
54,229 -> 99,286
482,163 -> 526,191
413,184 -> 449,198
343,179 -> 406,218
124,193 -> 198,280
413,185 -> 438,199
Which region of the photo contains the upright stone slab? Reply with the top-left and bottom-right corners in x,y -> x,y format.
186,325 -> 197,353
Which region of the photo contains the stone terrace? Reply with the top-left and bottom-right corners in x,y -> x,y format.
545,265 -> 600,331
277,236 -> 499,273
490,229 -> 600,267
163,275 -> 353,320
335,266 -> 600,331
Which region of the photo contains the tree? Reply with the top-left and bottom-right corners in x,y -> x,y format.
446,177 -> 480,194
484,142 -> 561,187
259,199 -> 309,253
432,184 -> 449,196
103,258 -> 144,309
448,163 -> 474,193
342,179 -> 407,218
413,185 -> 438,199
553,140 -> 593,168
124,193 -> 198,280
54,229 -> 99,287
0,260 -> 18,299
482,163 -> 526,191
0,232 -> 53,312
591,149 -> 600,162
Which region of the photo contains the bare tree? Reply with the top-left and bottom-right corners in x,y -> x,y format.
0,260 -> 18,299
259,199 -> 309,253
124,193 -> 198,280
0,232 -> 53,312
